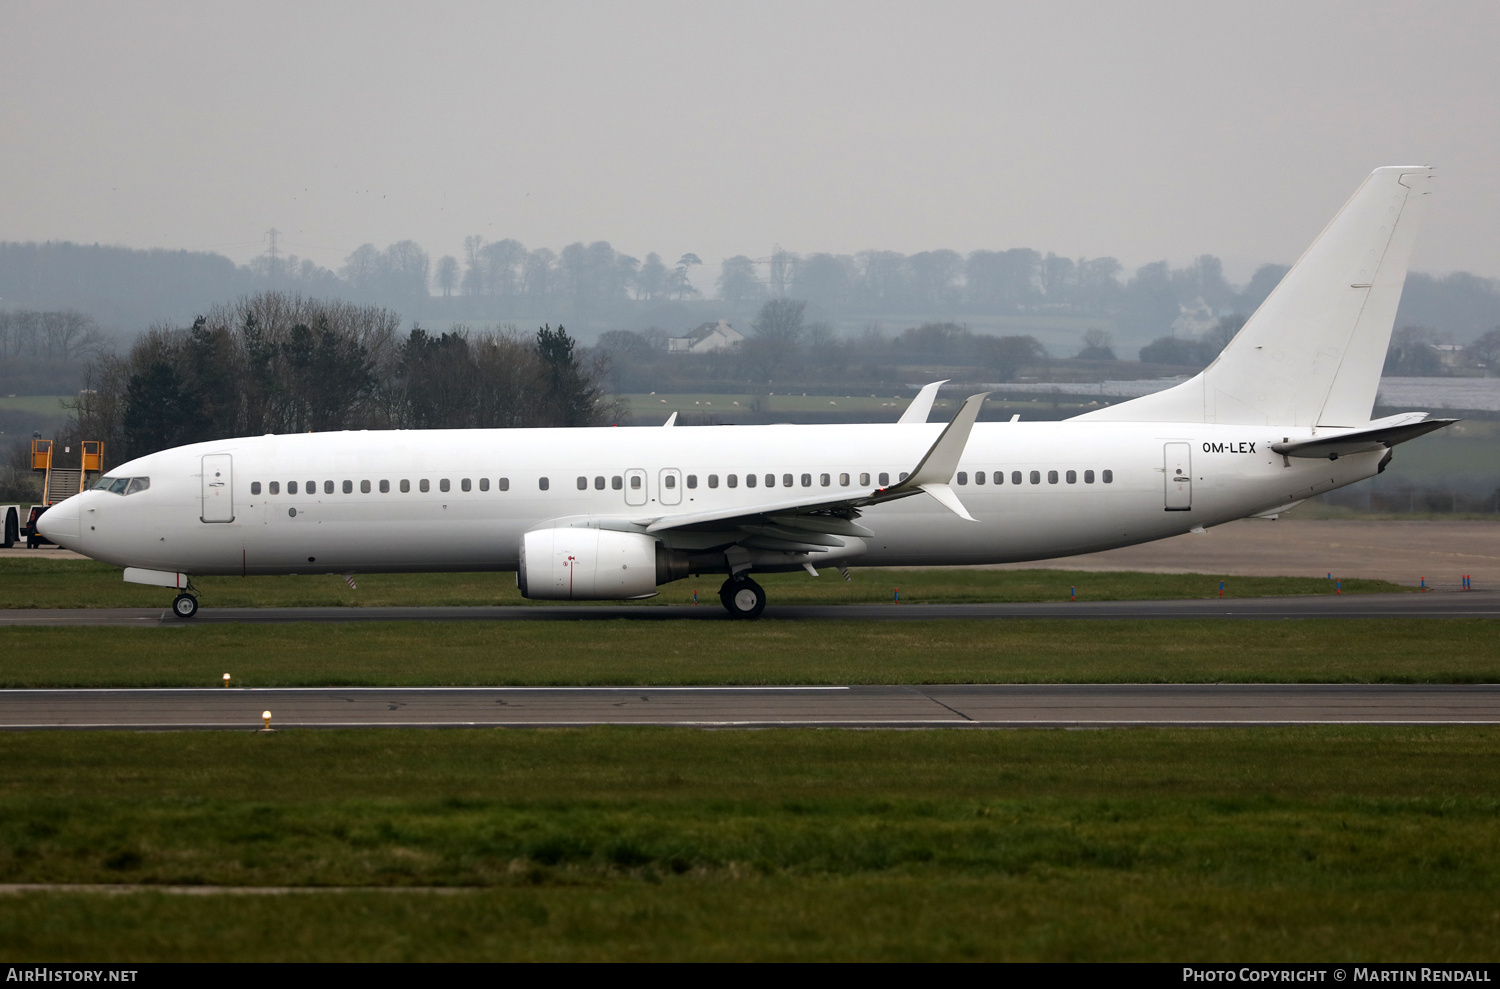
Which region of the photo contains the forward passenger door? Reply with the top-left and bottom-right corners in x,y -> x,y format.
201,454 -> 234,523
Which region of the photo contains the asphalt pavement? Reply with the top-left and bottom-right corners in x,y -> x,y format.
3,683 -> 1498,729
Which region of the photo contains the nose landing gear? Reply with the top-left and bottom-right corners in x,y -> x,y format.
719,575 -> 766,619
171,593 -> 199,619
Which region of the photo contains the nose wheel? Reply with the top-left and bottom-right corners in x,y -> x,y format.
719,575 -> 766,619
171,593 -> 199,619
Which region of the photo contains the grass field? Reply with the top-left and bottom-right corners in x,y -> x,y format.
0,557 -> 1408,609
0,395 -> 69,416
2,726 -> 1498,961
1,617 -> 1495,688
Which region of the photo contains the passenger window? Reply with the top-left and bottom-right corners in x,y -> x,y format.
379,480 -> 390,493
879,472 -> 889,486
499,478 -> 510,491
746,474 -> 757,488
1013,471 -> 1023,485
1030,471 -> 1041,485
269,481 -> 280,495
539,477 -> 550,491
125,477 -> 150,495
820,473 -> 830,487
801,473 -> 812,487
1066,470 -> 1077,484
440,479 -> 450,493
325,480 -> 335,494
594,476 -> 605,490
251,481 -> 262,495
612,476 -> 623,490
1084,470 -> 1095,483
765,474 -> 775,487
956,472 -> 967,486
687,475 -> 698,489
400,479 -> 410,493
630,475 -> 641,489
994,472 -> 1004,485
727,474 -> 738,488
307,480 -> 315,495
419,479 -> 430,493
839,473 -> 850,486
974,471 -> 984,485
1047,470 -> 1058,484
860,473 -> 870,486
782,474 -> 793,487
480,478 -> 490,492
576,476 -> 587,491
461,478 -> 472,492
666,475 -> 678,489
288,481 -> 298,495
899,472 -> 909,481
708,475 -> 719,489
360,480 -> 371,493
342,480 -> 353,494
1103,470 -> 1114,484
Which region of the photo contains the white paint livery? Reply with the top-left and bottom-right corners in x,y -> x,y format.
38,167 -> 1453,618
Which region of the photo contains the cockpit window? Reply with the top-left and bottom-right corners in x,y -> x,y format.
94,476 -> 150,495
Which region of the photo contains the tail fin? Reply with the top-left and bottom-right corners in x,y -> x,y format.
1079,166 -> 1434,427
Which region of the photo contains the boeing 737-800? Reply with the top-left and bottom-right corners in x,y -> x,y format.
39,166 -> 1453,618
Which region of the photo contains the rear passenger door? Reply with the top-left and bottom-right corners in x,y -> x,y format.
1164,443 -> 1191,511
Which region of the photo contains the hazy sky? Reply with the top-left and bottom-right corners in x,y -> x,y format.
4,0 -> 1498,284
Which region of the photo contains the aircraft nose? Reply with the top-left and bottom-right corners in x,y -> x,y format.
36,497 -> 80,544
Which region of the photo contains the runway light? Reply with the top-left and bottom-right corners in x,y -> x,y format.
261,710 -> 273,731
223,674 -> 231,687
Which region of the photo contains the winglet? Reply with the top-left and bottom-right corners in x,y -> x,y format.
877,391 -> 989,519
897,380 -> 948,424
663,412 -> 677,427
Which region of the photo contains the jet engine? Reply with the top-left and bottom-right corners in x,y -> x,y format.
518,527 -> 674,600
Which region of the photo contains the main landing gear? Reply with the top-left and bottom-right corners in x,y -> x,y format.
171,593 -> 199,619
719,575 -> 766,619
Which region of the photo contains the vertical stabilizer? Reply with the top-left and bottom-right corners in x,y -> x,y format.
1078,166 -> 1433,426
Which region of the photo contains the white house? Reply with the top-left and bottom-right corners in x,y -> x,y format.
668,320 -> 744,354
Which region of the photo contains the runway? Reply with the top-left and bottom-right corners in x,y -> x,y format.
3,684 -> 1499,729
1,591 -> 1496,626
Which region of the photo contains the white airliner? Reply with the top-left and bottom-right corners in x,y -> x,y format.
40,166 -> 1453,619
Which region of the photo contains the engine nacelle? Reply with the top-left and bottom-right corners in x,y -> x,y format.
518,527 -> 662,600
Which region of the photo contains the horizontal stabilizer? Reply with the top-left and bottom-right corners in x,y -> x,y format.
1271,415 -> 1458,459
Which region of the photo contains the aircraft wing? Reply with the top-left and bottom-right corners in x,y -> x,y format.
641,391 -> 991,540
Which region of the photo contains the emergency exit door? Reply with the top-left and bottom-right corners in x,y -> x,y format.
1164,442 -> 1191,511
201,454 -> 234,522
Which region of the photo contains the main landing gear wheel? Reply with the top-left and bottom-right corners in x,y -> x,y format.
171,593 -> 199,619
719,576 -> 766,620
